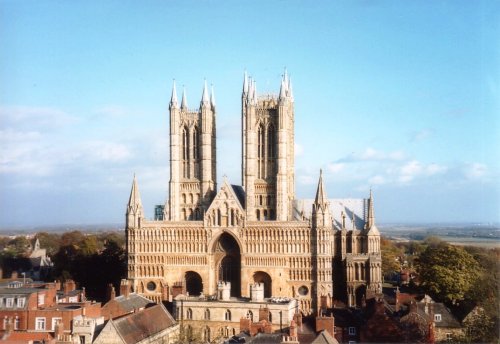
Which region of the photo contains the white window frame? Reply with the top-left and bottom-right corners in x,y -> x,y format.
6,298 -> 14,308
446,333 -> 452,341
348,326 -> 356,335
38,293 -> 45,306
434,314 -> 442,322
35,317 -> 46,330
17,297 -> 25,308
14,317 -> 19,330
51,317 -> 62,331
3,317 -> 7,330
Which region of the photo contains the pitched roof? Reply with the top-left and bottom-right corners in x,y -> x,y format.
109,293 -> 153,314
247,333 -> 283,344
311,330 -> 339,344
112,304 -> 176,344
293,199 -> 367,229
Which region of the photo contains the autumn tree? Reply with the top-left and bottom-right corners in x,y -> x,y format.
381,237 -> 403,279
416,243 -> 480,304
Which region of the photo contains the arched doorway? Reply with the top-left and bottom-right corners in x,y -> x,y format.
355,285 -> 366,308
215,233 -> 241,297
185,271 -> 203,296
253,271 -> 272,298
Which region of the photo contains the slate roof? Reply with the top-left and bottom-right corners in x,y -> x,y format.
293,199 -> 367,229
113,304 -> 176,344
112,293 -> 153,313
231,185 -> 246,208
418,303 -> 461,328
311,330 -> 339,344
246,333 -> 283,344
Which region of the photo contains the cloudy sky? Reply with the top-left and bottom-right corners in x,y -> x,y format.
1,1 -> 498,227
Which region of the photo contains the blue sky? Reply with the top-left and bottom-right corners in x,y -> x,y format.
0,1 -> 498,227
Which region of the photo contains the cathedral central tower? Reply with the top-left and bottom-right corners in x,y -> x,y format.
242,71 -> 295,221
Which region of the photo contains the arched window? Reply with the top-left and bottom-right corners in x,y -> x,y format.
225,309 -> 231,321
203,327 -> 210,342
257,123 -> 264,178
192,126 -> 199,160
182,126 -> 189,178
256,210 -> 260,221
186,308 -> 193,320
204,308 -> 210,320
268,123 -> 275,158
247,310 -> 253,321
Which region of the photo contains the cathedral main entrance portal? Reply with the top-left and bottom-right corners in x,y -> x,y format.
215,233 -> 241,297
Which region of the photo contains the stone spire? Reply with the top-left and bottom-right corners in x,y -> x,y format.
181,86 -> 188,110
367,189 -> 376,229
288,77 -> 294,101
210,84 -> 216,108
314,169 -> 328,205
279,78 -> 286,100
313,169 -> 331,228
243,71 -> 248,94
126,174 -> 143,229
201,79 -> 209,106
252,80 -> 257,104
128,174 -> 143,211
170,80 -> 178,109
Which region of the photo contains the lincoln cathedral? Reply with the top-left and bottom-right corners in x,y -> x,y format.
125,71 -> 382,320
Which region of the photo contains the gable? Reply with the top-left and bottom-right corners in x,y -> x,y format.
205,180 -> 245,227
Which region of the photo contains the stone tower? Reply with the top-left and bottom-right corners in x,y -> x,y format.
126,174 -> 144,230
168,80 -> 217,221
311,170 -> 334,310
242,71 -> 295,221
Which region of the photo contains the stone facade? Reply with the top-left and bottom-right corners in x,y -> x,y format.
125,71 -> 382,316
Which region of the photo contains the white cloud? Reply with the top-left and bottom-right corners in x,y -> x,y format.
411,128 -> 433,142
0,106 -> 78,128
369,175 -> 386,185
463,162 -> 487,180
80,141 -> 132,163
337,147 -> 406,163
294,143 -> 304,157
327,162 -> 345,173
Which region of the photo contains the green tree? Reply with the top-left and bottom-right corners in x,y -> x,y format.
416,244 -> 480,304
381,237 -> 403,279
35,232 -> 60,256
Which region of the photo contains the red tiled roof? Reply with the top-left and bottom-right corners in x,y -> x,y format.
112,304 -> 176,344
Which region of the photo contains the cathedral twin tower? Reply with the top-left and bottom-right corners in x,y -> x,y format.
125,71 -> 382,314
167,72 -> 295,223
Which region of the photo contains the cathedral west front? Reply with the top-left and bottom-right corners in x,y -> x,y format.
125,71 -> 382,318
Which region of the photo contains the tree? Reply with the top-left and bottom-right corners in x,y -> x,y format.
35,232 -> 60,256
416,243 -> 480,304
381,237 -> 403,279
461,307 -> 496,343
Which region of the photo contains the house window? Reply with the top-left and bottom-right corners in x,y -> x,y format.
349,327 -> 356,335
434,314 -> 442,322
5,298 -> 14,307
446,333 -> 452,341
35,317 -> 46,330
38,293 -> 45,306
225,309 -> 231,321
17,297 -> 25,308
186,308 -> 193,320
3,317 -> 7,330
51,317 -> 62,330
247,310 -> 253,321
14,317 -> 19,330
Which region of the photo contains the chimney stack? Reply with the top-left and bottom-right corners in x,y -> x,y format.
120,279 -> 130,298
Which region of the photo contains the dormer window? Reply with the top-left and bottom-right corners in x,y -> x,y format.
434,314 -> 442,322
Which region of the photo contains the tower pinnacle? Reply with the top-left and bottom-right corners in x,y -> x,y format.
201,79 -> 209,106
170,80 -> 178,109
367,189 -> 376,228
181,86 -> 188,110
243,71 -> 248,94
210,84 -> 216,108
314,169 -> 328,205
